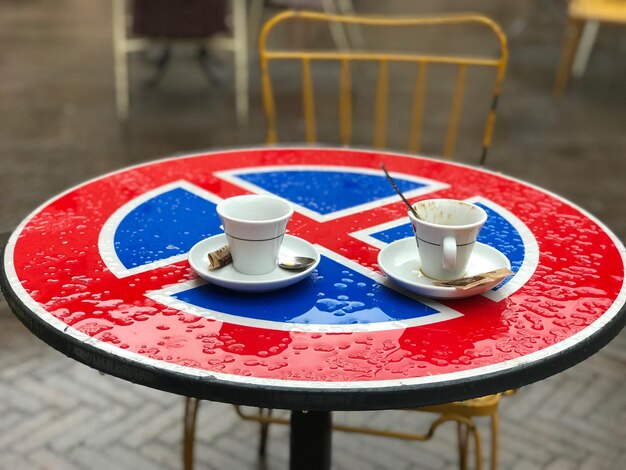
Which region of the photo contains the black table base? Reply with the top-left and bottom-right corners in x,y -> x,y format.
290,411 -> 332,470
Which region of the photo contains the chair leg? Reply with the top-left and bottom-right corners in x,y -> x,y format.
231,0 -> 249,125
457,421 -> 469,470
258,408 -> 273,455
490,411 -> 499,470
554,18 -> 584,96
336,0 -> 366,49
456,418 -> 485,470
471,425 -> 483,470
197,47 -> 224,88
112,0 -> 130,121
143,46 -> 172,89
183,397 -> 201,470
572,20 -> 600,78
321,0 -> 352,51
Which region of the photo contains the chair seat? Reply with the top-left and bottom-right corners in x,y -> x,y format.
570,0 -> 626,23
414,393 -> 502,418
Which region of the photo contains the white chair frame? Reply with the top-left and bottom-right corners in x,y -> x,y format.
112,0 -> 249,124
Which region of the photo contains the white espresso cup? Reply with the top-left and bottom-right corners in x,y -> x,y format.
408,199 -> 487,281
217,194 -> 294,275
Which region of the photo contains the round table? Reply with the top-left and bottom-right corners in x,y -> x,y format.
2,147 -> 625,469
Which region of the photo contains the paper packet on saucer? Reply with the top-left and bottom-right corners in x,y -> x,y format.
432,268 -> 512,290
208,245 -> 232,270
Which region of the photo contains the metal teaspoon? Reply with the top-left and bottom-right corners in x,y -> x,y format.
278,255 -> 317,270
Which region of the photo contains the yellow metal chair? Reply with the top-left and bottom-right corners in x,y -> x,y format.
259,9 -> 508,164
555,0 -> 626,95
185,392 -> 515,470
235,391 -> 517,470
184,10 -> 510,470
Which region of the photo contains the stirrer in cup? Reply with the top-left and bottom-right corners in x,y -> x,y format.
381,164 -> 421,220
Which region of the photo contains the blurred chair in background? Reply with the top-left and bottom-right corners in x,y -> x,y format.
259,0 -> 364,50
184,10 -> 511,470
555,0 -> 626,95
112,0 -> 249,124
258,10 -> 507,165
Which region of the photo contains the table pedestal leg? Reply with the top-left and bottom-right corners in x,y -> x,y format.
290,410 -> 332,470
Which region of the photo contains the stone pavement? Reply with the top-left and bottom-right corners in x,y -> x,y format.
1,1 -> 625,469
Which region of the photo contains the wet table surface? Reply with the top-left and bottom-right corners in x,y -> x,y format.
2,147 -> 625,469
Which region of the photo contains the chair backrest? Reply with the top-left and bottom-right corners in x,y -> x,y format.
259,10 -> 508,164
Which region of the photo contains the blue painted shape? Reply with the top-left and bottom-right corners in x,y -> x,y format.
475,203 -> 524,290
369,202 -> 525,290
114,187 -> 222,269
371,224 -> 415,244
236,170 -> 426,215
173,255 -> 438,325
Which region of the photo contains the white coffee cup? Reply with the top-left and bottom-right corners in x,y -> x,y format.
408,199 -> 487,281
216,194 -> 294,275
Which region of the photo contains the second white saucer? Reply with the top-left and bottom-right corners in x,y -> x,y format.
378,238 -> 511,300
188,234 -> 320,293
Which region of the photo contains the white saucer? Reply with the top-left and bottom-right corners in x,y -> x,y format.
188,234 -> 320,293
378,238 -> 511,300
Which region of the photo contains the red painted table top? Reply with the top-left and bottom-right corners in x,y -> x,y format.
2,147 -> 625,408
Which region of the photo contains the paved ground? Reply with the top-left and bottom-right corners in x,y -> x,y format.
1,1 -> 625,469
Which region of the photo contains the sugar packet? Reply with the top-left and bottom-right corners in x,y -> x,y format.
432,268 -> 513,289
208,245 -> 232,270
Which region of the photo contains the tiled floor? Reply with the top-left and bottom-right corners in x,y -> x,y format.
1,1 -> 625,469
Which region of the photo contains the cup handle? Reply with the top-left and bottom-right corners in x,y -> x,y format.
442,236 -> 456,269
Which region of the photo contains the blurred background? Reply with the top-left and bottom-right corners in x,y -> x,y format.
0,1 -> 625,469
